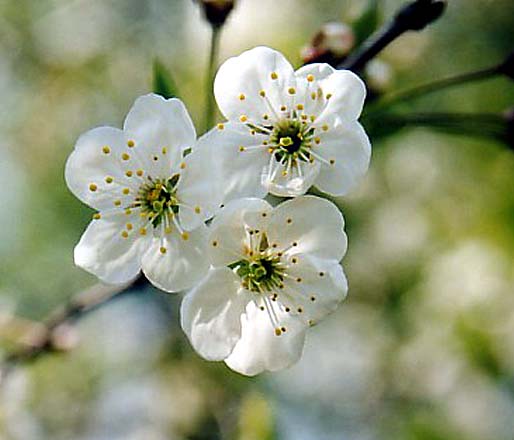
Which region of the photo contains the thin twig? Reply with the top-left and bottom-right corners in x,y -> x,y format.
0,277 -> 142,382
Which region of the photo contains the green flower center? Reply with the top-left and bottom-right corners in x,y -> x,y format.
134,174 -> 180,227
269,119 -> 315,163
229,233 -> 284,292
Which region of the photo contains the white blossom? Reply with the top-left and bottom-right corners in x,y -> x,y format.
181,196 -> 348,376
198,46 -> 371,199
65,94 -> 219,292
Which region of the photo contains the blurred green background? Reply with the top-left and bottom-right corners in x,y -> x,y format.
1,0 -> 514,439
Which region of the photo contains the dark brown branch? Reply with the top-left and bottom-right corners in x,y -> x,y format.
340,0 -> 446,72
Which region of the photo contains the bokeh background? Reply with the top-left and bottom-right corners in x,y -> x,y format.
1,0 -> 514,439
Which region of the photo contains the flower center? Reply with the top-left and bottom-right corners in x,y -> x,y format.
229,232 -> 284,292
134,174 -> 180,228
268,119 -> 315,163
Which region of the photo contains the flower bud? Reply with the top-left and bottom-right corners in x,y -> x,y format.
395,0 -> 447,32
365,59 -> 394,92
196,0 -> 236,28
301,22 -> 355,64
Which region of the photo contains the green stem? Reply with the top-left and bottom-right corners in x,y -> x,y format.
369,66 -> 499,114
204,25 -> 221,133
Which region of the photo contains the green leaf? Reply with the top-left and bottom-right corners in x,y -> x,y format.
152,59 -> 178,99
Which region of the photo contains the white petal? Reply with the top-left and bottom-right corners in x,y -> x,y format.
65,126 -> 140,211
180,267 -> 250,361
313,118 -> 371,196
281,253 -> 348,323
123,94 -> 196,177
208,198 -> 272,267
225,301 -> 307,376
267,195 -> 347,261
196,123 -> 269,202
295,64 -> 366,121
264,157 -> 321,197
214,46 -> 296,122
74,211 -> 149,284
176,146 -> 223,231
142,224 -> 209,292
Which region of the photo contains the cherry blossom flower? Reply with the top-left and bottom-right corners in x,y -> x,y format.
65,94 -> 219,292
181,196 -> 348,375
198,46 -> 371,199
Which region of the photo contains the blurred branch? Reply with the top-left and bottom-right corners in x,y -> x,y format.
0,277 -> 142,382
369,51 -> 514,112
340,0 -> 446,72
363,111 -> 511,146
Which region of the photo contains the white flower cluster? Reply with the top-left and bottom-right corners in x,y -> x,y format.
65,47 -> 371,375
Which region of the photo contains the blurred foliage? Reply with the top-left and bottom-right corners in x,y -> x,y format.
1,0 -> 514,440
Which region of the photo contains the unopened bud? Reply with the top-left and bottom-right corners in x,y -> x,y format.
395,0 -> 447,32
498,51 -> 514,80
196,0 -> 236,28
365,59 -> 394,92
301,22 -> 355,64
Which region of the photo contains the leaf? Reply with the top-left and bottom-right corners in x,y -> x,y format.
152,59 -> 179,99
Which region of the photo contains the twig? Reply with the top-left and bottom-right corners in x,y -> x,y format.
0,276 -> 143,382
340,0 -> 446,72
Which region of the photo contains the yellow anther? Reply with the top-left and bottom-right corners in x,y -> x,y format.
102,146 -> 110,154
89,183 -> 98,192
194,206 -> 201,214
139,227 -> 147,236
239,93 -> 246,101
292,241 -> 298,246
301,114 -> 307,120
259,90 -> 266,97
181,232 -> 189,241
239,146 -> 246,152
122,188 -> 130,195
297,307 -> 303,313
122,153 -> 130,161
314,137 -> 321,144
310,115 -> 316,122
159,246 -> 167,254
282,170 -> 288,176
296,277 -> 302,283
239,115 -> 248,122
307,74 -> 315,82
153,155 -> 159,161
311,92 -> 317,100
127,140 -> 135,148
270,72 -> 278,80
126,223 -> 133,230
326,93 -> 332,100
140,212 -> 147,218
296,104 -> 304,110
280,105 -> 286,112
217,123 -> 225,130
125,170 -> 133,177
165,227 -> 173,234
329,159 -> 335,165
114,199 -> 121,206
121,231 -> 129,238
93,213 -> 101,220
310,296 -> 316,302
274,328 -> 282,336
263,114 -> 269,120
288,87 -> 296,95
212,240 -> 218,247
286,218 -> 292,224
136,169 -> 144,177
105,176 -> 113,184
322,124 -> 329,131
250,130 -> 256,135
162,147 -> 167,154
319,271 -> 325,277
180,162 -> 186,169
292,257 -> 298,264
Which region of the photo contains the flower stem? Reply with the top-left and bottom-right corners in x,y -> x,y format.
369,65 -> 499,112
204,24 -> 221,133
